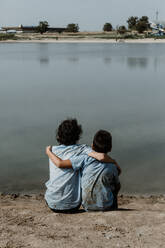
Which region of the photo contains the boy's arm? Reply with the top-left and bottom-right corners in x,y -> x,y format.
88,151 -> 122,175
46,146 -> 72,169
88,151 -> 115,163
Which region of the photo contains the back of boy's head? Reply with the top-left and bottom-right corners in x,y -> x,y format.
93,130 -> 112,153
56,118 -> 82,145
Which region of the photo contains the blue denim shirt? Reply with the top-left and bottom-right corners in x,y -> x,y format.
45,144 -> 91,210
70,155 -> 120,211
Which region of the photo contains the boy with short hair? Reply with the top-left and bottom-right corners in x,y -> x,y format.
46,130 -> 121,211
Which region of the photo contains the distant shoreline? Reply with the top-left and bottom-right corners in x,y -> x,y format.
1,38 -> 165,43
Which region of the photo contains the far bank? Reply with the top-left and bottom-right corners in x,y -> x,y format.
1,38 -> 165,43
1,31 -> 165,43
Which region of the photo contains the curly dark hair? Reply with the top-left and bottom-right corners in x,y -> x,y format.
56,119 -> 82,145
93,130 -> 112,153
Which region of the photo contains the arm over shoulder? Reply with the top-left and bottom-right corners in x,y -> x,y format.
46,146 -> 72,168
70,155 -> 85,171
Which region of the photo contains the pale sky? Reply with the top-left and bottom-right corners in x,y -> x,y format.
0,0 -> 164,31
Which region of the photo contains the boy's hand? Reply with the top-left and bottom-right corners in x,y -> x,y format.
46,146 -> 52,155
101,156 -> 122,175
88,152 -> 121,175
88,152 -> 115,163
100,154 -> 116,163
88,151 -> 105,161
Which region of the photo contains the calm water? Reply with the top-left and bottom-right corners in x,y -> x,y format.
0,42 -> 165,194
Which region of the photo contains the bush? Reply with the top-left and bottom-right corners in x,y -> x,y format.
37,21 -> 49,34
0,33 -> 15,40
123,34 -> 139,39
118,26 -> 127,34
66,24 -> 79,32
103,23 -> 113,32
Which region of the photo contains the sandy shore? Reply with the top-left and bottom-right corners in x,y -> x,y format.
0,194 -> 165,248
1,38 -> 165,43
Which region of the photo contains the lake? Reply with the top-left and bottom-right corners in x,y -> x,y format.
0,42 -> 165,194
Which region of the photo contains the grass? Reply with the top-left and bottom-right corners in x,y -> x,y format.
0,33 -> 16,40
145,34 -> 165,39
93,34 -> 142,39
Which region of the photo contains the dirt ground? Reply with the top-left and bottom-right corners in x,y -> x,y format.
0,194 -> 165,248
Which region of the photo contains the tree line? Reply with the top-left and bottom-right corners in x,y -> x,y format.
37,16 -> 150,34
103,16 -> 150,33
37,22 -> 79,34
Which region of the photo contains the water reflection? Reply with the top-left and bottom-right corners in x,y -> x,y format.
67,57 -> 79,63
127,57 -> 148,69
38,43 -> 50,65
103,57 -> 112,64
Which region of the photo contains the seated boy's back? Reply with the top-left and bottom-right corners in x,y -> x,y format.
45,144 -> 91,210
45,118 -> 93,212
70,155 -> 120,211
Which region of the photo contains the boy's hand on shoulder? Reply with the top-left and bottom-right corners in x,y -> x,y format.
103,156 -> 122,176
88,151 -> 105,161
101,154 -> 116,163
88,151 -> 122,175
46,146 -> 52,155
88,152 -> 115,163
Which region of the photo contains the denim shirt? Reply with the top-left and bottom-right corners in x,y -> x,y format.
45,144 -> 91,210
70,155 -> 119,211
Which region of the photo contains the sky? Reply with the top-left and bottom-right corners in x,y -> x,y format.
0,0 -> 165,31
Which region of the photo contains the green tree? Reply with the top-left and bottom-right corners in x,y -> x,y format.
127,16 -> 138,30
140,16 -> 149,23
136,21 -> 148,33
117,25 -> 127,34
37,21 -> 49,34
66,23 -> 79,32
103,23 -> 113,31
136,16 -> 149,33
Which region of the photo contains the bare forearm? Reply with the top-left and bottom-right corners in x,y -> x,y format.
47,150 -> 62,167
88,152 -> 121,175
88,151 -> 106,161
46,146 -> 72,168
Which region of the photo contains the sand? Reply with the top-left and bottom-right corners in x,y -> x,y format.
0,194 -> 165,248
1,38 -> 165,43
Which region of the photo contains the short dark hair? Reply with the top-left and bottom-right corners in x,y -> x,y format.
56,119 -> 82,145
93,130 -> 112,153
